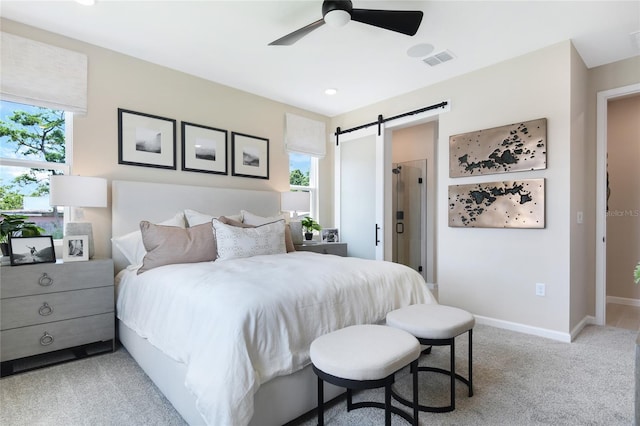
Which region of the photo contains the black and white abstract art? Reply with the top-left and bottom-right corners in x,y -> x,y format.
449,118 -> 546,177
448,179 -> 545,228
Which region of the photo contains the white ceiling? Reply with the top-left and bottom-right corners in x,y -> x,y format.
2,1 -> 639,117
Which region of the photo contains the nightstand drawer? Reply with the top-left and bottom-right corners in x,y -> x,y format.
1,286 -> 114,330
0,259 -> 113,298
295,243 -> 347,257
0,312 -> 114,362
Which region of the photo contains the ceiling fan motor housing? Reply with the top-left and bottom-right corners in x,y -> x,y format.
323,0 -> 353,26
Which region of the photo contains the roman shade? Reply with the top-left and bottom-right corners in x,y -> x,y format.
1,32 -> 88,114
284,113 -> 326,158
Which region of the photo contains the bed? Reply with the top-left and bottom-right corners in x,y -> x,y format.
111,180 -> 435,426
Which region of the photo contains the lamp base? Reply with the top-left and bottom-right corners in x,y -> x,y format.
65,222 -> 95,259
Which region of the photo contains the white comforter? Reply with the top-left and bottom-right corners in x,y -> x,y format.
116,251 -> 435,426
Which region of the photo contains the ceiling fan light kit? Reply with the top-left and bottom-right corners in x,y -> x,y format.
269,0 -> 423,46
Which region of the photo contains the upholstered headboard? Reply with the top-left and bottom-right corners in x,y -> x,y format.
111,180 -> 281,273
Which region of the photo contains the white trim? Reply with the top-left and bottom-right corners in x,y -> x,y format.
474,314 -> 572,343
607,296 -> 640,307
595,83 -> 640,326
570,315 -> 597,341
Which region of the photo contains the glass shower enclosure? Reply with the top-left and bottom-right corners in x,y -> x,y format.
391,159 -> 427,279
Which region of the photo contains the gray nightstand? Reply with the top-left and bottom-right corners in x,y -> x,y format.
295,242 -> 347,257
0,258 -> 115,376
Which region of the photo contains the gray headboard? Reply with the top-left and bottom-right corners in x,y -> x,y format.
111,180 -> 281,273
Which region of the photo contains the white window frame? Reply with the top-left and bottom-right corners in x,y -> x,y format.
289,154 -> 319,220
0,106 -> 72,237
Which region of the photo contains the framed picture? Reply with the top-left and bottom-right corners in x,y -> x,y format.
321,228 -> 339,243
118,108 -> 176,169
63,235 -> 89,262
8,235 -> 56,266
231,132 -> 269,180
181,121 -> 228,175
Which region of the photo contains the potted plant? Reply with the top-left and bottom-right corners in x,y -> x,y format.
635,261 -> 640,285
300,216 -> 321,241
0,214 -> 44,256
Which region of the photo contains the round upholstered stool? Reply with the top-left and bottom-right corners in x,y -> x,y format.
386,304 -> 475,413
310,324 -> 421,426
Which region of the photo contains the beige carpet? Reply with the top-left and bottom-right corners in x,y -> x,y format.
0,324 -> 635,426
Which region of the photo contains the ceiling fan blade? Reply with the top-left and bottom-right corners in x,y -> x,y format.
269,19 -> 325,46
350,9 -> 423,36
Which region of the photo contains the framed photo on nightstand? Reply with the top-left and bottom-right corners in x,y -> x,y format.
63,235 -> 89,262
321,228 -> 339,243
8,236 -> 56,266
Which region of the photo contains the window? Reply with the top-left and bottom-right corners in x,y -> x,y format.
0,100 -> 70,238
289,152 -> 318,218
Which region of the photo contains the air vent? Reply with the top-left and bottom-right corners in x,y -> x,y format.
423,50 -> 455,67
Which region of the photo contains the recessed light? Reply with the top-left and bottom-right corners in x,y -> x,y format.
324,88 -> 338,96
75,0 -> 95,5
407,43 -> 434,58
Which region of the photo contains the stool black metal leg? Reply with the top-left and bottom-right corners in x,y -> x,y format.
412,360 -> 419,426
450,338 -> 456,411
317,377 -> 324,426
468,329 -> 473,397
385,382 -> 392,426
347,388 -> 353,411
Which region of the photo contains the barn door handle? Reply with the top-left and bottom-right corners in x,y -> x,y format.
375,224 -> 381,246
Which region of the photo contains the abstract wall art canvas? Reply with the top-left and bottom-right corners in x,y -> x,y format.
448,179 -> 545,228
449,118 -> 546,177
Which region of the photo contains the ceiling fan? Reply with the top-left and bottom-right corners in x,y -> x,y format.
269,0 -> 424,46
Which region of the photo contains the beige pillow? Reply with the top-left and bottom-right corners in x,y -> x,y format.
138,221 -> 216,274
212,218 -> 286,260
236,212 -> 295,253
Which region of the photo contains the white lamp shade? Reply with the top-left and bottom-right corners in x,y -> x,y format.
49,175 -> 107,207
281,191 -> 310,213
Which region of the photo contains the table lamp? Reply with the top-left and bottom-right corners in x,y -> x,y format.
281,191 -> 310,245
49,175 -> 107,259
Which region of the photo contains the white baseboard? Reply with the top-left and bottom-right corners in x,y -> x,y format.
607,296 -> 640,307
571,315 -> 597,340
474,315 -> 572,343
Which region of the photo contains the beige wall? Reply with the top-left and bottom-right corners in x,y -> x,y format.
569,44 -> 590,331
606,95 -> 640,299
332,41 -> 576,335
1,19 -> 334,259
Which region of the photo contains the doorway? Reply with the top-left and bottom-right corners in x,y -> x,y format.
595,83 -> 640,327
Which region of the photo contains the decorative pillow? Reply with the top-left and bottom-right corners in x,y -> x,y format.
212,218 -> 286,260
112,211 -> 185,266
240,210 -> 295,252
138,221 -> 217,274
241,210 -> 288,226
185,209 -> 241,227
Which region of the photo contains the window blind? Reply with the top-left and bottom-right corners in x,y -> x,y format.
284,113 -> 326,158
1,32 -> 88,114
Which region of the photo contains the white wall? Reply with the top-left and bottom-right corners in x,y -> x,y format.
1,19 -> 333,259
332,41 -> 576,336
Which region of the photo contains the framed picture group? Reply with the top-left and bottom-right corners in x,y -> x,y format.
118,108 -> 269,180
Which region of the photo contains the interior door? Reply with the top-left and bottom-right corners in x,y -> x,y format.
336,127 -> 386,260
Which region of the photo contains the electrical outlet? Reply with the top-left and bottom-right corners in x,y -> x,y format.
535,283 -> 546,297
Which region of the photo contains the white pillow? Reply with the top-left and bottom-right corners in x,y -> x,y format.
212,218 -> 286,260
241,210 -> 288,226
184,209 -> 241,227
112,211 -> 185,266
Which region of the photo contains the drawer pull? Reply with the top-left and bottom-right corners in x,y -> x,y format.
40,332 -> 54,346
38,302 -> 54,316
38,273 -> 53,287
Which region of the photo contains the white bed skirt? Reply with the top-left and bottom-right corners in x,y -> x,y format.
118,320 -> 343,425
